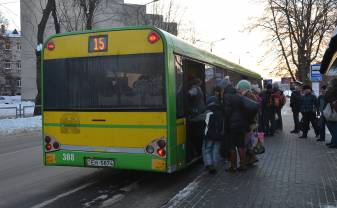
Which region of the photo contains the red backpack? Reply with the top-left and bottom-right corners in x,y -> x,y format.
272,92 -> 285,108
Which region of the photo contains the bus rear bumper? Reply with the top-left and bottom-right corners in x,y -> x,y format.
44,150 -> 167,172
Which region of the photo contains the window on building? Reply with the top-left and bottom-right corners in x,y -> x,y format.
4,60 -> 11,69
16,43 -> 21,51
16,61 -> 21,69
5,41 -> 11,50
17,79 -> 21,87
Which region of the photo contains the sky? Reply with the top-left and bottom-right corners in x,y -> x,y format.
0,0 -> 275,79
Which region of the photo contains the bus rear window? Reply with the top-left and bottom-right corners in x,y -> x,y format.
43,53 -> 165,111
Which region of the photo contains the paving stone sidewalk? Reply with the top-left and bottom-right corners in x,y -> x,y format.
168,113 -> 337,208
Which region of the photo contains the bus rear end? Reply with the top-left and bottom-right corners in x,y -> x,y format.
42,27 -> 169,172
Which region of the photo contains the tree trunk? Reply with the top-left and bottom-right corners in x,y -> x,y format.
34,0 -> 54,115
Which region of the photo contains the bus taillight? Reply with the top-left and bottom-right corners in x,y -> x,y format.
157,140 -> 166,149
146,145 -> 154,154
45,136 -> 51,144
148,32 -> 160,44
47,42 -> 55,51
53,142 -> 60,149
46,143 -> 52,151
157,148 -> 166,157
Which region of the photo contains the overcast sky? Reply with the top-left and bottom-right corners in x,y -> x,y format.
0,0 -> 275,78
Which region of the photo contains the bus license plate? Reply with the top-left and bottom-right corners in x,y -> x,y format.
86,159 -> 114,167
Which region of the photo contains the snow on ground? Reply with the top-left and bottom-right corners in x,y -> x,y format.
167,181 -> 199,208
0,116 -> 41,136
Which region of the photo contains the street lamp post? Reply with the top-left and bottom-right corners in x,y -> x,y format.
210,38 -> 226,52
196,37 -> 226,52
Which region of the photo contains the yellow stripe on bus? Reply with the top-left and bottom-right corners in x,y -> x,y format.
43,112 -> 167,148
176,118 -> 186,145
44,30 -> 164,60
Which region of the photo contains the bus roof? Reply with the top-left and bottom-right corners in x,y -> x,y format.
43,25 -> 262,80
158,29 -> 262,80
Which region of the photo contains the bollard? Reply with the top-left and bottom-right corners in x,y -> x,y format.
19,104 -> 22,118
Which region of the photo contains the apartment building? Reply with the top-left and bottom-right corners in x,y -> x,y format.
21,0 -> 177,100
0,27 -> 21,96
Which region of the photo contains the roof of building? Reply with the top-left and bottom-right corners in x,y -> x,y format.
2,29 -> 21,38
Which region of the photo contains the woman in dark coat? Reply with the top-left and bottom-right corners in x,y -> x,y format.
223,84 -> 251,171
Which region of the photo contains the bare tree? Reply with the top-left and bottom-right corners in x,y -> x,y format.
34,0 -> 59,115
75,0 -> 102,30
253,0 -> 337,82
57,0 -> 85,31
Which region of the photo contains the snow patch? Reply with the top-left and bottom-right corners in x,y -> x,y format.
120,182 -> 139,192
0,116 -> 41,136
320,204 -> 337,208
83,194 -> 109,208
167,181 -> 199,208
100,194 -> 125,207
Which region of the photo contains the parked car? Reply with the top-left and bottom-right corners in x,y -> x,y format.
0,96 -> 12,104
283,90 -> 292,97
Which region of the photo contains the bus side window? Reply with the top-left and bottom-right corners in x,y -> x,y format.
175,55 -> 184,118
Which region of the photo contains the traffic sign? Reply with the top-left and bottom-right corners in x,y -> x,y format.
310,64 -> 322,82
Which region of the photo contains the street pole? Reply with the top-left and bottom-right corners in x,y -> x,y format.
196,37 -> 225,52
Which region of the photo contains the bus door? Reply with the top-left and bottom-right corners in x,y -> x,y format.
183,59 -> 206,163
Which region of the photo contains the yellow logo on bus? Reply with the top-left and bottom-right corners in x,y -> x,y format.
46,153 -> 56,164
152,159 -> 166,171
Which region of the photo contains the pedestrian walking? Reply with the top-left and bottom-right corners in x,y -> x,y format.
272,83 -> 286,131
324,78 -> 337,148
299,85 -> 319,139
317,85 -> 328,142
290,83 -> 302,133
261,84 -> 276,136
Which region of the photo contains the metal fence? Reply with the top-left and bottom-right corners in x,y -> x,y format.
0,105 -> 41,119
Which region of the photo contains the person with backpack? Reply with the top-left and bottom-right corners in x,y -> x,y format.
261,84 -> 276,136
202,99 -> 225,174
299,85 -> 319,139
272,84 -> 286,131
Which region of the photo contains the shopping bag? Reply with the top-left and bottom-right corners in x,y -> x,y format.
253,132 -> 265,154
323,103 -> 337,122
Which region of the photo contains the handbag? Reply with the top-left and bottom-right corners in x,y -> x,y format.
247,131 -> 265,155
323,103 -> 337,122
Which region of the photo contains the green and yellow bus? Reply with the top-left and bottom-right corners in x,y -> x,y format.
42,26 -> 262,173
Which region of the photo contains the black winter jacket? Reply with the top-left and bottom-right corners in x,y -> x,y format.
290,90 -> 301,112
223,86 -> 250,132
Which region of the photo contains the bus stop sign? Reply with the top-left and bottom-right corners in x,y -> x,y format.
310,64 -> 322,82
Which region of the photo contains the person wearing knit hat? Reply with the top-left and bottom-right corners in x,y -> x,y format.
236,80 -> 252,91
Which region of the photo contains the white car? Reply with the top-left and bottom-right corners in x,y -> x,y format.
0,96 -> 12,104
283,90 -> 292,97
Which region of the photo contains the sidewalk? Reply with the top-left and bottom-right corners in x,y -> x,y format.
166,112 -> 337,208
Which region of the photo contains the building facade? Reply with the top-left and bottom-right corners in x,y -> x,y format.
0,27 -> 21,96
20,0 -> 177,100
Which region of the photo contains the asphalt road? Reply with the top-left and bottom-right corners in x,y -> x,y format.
0,131 -> 203,208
